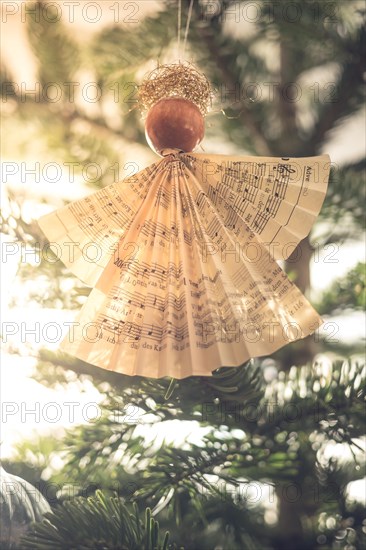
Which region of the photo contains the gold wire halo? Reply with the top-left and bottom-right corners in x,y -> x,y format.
138,62 -> 213,117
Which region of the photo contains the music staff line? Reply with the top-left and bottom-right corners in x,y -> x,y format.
109,276 -> 230,312
197,180 -> 298,236
96,315 -> 191,342
185,155 -> 299,180
95,312 -> 248,344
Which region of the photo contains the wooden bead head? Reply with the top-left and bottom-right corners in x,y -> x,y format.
145,97 -> 205,154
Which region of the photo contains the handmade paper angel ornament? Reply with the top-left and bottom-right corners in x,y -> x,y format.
39,64 -> 330,379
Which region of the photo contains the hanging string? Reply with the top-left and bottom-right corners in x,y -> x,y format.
177,0 -> 182,59
183,0 -> 195,58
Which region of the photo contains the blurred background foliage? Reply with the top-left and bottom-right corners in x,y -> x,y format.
0,0 -> 365,549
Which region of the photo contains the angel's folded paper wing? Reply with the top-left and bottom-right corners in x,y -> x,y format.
39,152 -> 330,378
185,152 -> 331,260
38,161 -> 162,287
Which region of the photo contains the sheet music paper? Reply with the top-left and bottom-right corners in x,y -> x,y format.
38,152 -> 330,378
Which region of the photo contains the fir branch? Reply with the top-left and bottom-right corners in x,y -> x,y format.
316,263 -> 366,314
190,2 -> 272,156
308,26 -> 366,152
20,492 -> 173,550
